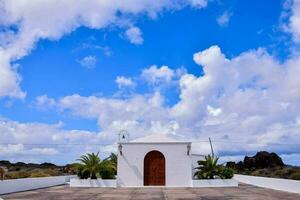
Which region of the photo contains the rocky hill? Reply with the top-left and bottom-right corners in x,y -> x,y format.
226,151 -> 300,180
0,160 -> 76,179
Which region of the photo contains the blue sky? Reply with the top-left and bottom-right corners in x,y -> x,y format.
0,0 -> 286,128
0,0 -> 300,165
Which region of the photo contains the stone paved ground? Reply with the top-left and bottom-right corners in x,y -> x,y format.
1,184 -> 300,200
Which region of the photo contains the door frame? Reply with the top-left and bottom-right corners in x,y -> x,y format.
143,150 -> 166,186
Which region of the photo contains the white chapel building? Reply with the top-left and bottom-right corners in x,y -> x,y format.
117,134 -> 195,187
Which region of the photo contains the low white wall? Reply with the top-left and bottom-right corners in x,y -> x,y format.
70,178 -> 116,187
234,174 -> 300,194
192,179 -> 238,187
0,175 -> 76,195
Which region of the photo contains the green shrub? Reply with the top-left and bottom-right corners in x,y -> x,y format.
99,161 -> 115,179
274,169 -> 285,176
194,155 -> 235,180
29,171 -> 50,178
6,171 -> 30,179
290,173 -> 300,180
251,169 -> 266,177
99,167 -> 115,179
77,165 -> 90,179
194,155 -> 220,179
43,168 -> 61,176
104,153 -> 117,175
220,167 -> 234,179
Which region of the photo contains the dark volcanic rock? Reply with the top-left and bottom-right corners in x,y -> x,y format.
236,161 -> 244,170
226,151 -> 285,170
225,152 -> 299,180
0,160 -> 11,166
243,151 -> 284,169
15,162 -> 27,167
40,162 -> 57,167
226,161 -> 236,168
226,161 -> 245,170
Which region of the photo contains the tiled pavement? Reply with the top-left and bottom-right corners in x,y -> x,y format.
1,184 -> 300,200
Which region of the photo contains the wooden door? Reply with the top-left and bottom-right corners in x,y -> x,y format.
144,150 -> 165,186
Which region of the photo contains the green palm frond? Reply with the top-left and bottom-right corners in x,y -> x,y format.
194,154 -> 221,179
77,152 -> 102,179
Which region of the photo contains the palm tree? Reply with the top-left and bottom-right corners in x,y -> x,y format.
107,153 -> 117,167
77,152 -> 102,179
104,153 -> 117,175
194,155 -> 220,179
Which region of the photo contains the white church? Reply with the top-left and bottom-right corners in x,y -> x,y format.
71,132 -> 237,188
117,133 -> 198,187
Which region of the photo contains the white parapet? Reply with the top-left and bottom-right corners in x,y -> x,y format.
192,179 -> 238,187
0,175 -> 76,195
70,178 -> 117,187
234,174 -> 300,194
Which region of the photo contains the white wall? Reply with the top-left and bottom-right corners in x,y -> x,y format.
117,143 -> 192,187
234,174 -> 300,194
70,178 -> 116,187
0,175 -> 75,195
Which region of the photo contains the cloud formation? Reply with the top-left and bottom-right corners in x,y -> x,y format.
115,76 -> 135,88
188,0 -> 208,8
288,0 -> 300,42
78,56 -> 97,69
2,42 -> 300,164
32,45 -> 300,165
0,119 -> 107,164
125,27 -> 144,45
172,45 -> 300,157
0,0 -> 208,99
216,11 -> 232,27
141,65 -> 185,87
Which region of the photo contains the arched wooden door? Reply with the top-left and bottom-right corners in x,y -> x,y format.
144,150 -> 165,186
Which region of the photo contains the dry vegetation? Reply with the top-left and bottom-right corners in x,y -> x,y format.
0,161 -> 77,179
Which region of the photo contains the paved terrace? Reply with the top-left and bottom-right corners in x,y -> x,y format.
1,184 -> 300,200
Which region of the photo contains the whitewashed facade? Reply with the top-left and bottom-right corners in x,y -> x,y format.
117,134 -> 193,187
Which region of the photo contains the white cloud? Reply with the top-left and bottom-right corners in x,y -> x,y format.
73,43 -> 112,56
0,51 -> 26,98
37,92 -> 176,143
172,45 -> 300,156
189,0 -> 208,8
207,105 -> 222,117
114,65 -> 186,92
115,76 -> 135,88
0,144 -> 59,156
25,44 -> 300,165
36,45 -> 300,161
125,27 -> 144,45
0,0 -> 208,99
142,65 -> 175,85
288,0 -> 300,42
36,95 -> 56,107
216,11 -> 232,27
0,118 -> 109,164
78,56 -> 97,69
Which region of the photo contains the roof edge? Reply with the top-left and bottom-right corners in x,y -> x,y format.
119,141 -> 191,144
